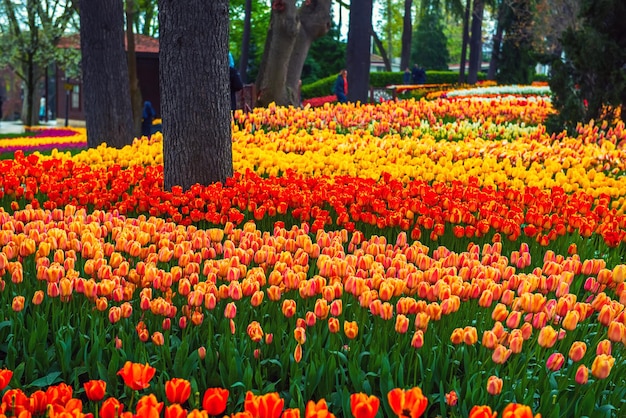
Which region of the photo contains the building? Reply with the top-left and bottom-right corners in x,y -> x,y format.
55,33 -> 160,126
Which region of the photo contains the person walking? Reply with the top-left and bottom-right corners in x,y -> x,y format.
141,101 -> 156,137
334,69 -> 348,103
403,67 -> 411,84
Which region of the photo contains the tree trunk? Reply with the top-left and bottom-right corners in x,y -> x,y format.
400,0 -> 413,71
79,0 -> 134,148
458,0 -> 471,83
239,0 -> 252,83
159,0 -> 232,190
285,0 -> 332,102
346,0 -> 373,103
255,0 -> 300,107
487,1 -> 505,80
126,0 -> 143,136
467,0 -> 483,84
372,28 -> 392,71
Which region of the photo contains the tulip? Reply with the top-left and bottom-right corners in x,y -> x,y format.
305,399 -> 336,418
445,391 -> 458,406
411,330 -> 424,349
486,376 -> 503,395
343,321 -> 359,339
0,369 -> 13,391
607,321 -> 624,342
568,341 -> 587,362
387,387 -> 428,418
165,403 -> 188,418
282,299 -> 297,318
537,325 -> 557,348
136,394 -> 164,417
100,397 -> 124,418
481,330 -> 498,350
501,403 -> 538,418
450,328 -> 464,345
546,353 -> 565,371
83,380 -> 106,402
561,310 -> 579,331
283,408 -> 301,418
463,326 -> 478,345
350,393 -> 379,418
492,344 -> 512,364
202,388 -> 229,415
328,317 -> 340,334
591,354 -> 615,379
224,302 -> 237,319
469,405 -> 497,418
395,314 -> 410,334
32,290 -> 44,305
294,344 -> 303,363
570,364 -> 589,385
11,295 -> 25,312
596,339 -> 612,356
165,378 -> 191,404
117,361 -> 156,391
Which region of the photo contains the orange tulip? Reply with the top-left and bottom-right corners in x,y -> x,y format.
501,403 -> 537,418
12,295 -> 25,312
343,321 -> 359,339
100,397 -> 124,418
469,405 -> 497,418
411,330 -> 424,349
537,326 -> 557,348
294,326 -> 307,345
283,408 -> 301,418
117,361 -> 156,391
568,341 -> 587,362
387,387 -> 428,418
328,317 -> 340,334
591,354 -> 615,379
202,387 -> 229,415
395,314 -> 410,334
247,321 -> 264,343
492,344 -> 512,364
165,378 -> 191,404
450,328 -> 464,345
486,376 -> 503,395
463,326 -> 478,345
250,392 -> 284,418
224,302 -> 237,319
136,394 -> 164,417
165,403 -> 188,418
596,339 -> 612,356
0,369 -> 13,391
294,344 -> 303,363
83,380 -> 106,402
561,311 -> 579,331
350,393 -> 380,418
32,290 -> 44,305
282,299 -> 297,318
187,409 -> 209,418
305,399 -> 336,418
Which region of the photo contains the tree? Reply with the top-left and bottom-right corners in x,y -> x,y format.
412,2 -> 450,70
547,0 -> 626,132
79,0 -> 134,148
458,0 -> 471,82
126,0 -> 143,136
256,0 -> 332,107
0,0 -> 77,125
159,0 -> 232,190
346,0 -> 373,103
495,0 -> 536,85
400,0 -> 413,71
467,0 -> 483,83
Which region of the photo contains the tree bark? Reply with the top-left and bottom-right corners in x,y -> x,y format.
346,0 -> 373,103
467,0 -> 484,84
257,0 -> 331,107
159,0 -> 232,190
126,0 -> 143,136
285,0 -> 332,102
458,0 -> 471,83
400,0 -> 413,71
255,0 -> 300,107
79,0 -> 134,148
239,0 -> 252,83
487,1 -> 505,80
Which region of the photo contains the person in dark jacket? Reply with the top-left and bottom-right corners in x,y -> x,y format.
141,101 -> 156,137
403,67 -> 411,84
334,69 -> 348,103
230,66 -> 244,111
411,64 -> 427,84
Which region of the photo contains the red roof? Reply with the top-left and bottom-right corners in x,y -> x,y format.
58,33 -> 159,53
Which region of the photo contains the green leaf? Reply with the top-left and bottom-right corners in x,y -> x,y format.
29,371 -> 62,388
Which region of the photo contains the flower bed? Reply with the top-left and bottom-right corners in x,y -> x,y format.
0,96 -> 624,417
0,127 -> 87,154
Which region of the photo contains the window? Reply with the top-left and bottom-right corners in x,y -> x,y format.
71,85 -> 80,109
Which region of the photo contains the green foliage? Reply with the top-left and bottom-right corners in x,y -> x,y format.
546,0 -> 626,133
411,6 -> 450,70
302,25 -> 347,85
301,75 -> 336,100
